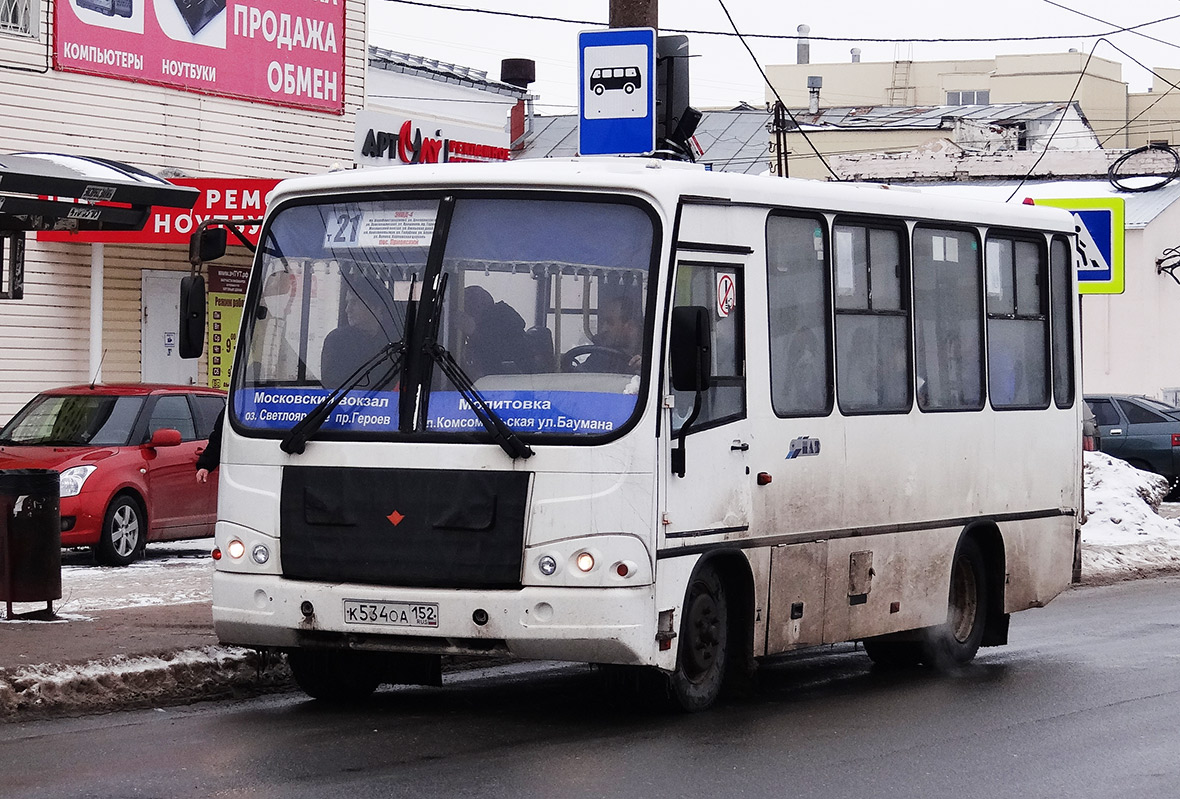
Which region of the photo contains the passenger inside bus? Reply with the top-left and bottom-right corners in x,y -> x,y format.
578,294 -> 643,373
320,277 -> 400,390
460,285 -> 535,379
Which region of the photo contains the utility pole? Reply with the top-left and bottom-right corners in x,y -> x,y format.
609,0 -> 657,30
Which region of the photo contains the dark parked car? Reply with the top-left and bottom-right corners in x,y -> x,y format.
1084,393 -> 1180,487
0,384 -> 225,566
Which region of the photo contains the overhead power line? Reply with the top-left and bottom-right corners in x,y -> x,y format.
1041,0 -> 1180,51
381,0 -> 1180,45
714,0 -> 839,179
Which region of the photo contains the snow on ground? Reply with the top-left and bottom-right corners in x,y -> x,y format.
53,541 -> 214,615
1081,451 -> 1180,580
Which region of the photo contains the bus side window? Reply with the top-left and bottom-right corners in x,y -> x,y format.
1049,235 -> 1075,408
913,226 -> 984,411
766,213 -> 831,417
671,261 -> 744,431
986,235 -> 1050,410
833,220 -> 911,415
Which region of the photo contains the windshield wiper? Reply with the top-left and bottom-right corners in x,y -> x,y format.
427,342 -> 533,460
280,340 -> 405,455
407,272 -> 532,460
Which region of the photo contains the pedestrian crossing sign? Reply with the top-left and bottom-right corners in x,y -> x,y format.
1034,197 -> 1125,295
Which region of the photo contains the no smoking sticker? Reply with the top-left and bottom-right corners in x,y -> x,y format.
716,273 -> 736,318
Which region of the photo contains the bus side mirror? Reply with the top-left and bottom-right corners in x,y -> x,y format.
670,306 -> 712,392
189,226 -> 227,265
179,274 -> 206,359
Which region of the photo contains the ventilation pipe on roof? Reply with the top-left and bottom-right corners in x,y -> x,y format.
797,25 -> 810,65
808,76 -> 822,114
851,48 -> 861,63
500,58 -> 536,88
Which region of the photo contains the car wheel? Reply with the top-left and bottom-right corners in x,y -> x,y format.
287,650 -> 384,702
95,495 -> 145,567
624,83 -> 635,94
921,537 -> 987,668
667,566 -> 728,712
593,84 -> 604,95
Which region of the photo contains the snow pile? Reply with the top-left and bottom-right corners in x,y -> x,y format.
1081,451 -> 1180,580
0,647 -> 289,718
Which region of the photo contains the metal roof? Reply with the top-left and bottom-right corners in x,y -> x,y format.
0,153 -> 199,232
516,110 -> 772,174
786,102 -> 1075,130
368,46 -> 526,99
515,103 -> 1075,172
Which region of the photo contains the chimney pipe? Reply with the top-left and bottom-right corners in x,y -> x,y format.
500,58 -> 535,89
797,24 -> 810,65
851,48 -> 861,63
807,76 -> 822,114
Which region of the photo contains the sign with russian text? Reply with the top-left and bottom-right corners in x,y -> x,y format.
353,110 -> 511,168
54,0 -> 345,113
1033,197 -> 1125,295
234,389 -> 636,434
38,178 -> 278,245
207,265 -> 250,390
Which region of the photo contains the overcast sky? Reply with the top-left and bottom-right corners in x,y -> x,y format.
367,0 -> 1180,112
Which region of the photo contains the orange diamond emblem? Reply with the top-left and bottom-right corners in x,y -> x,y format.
387,510 -> 405,526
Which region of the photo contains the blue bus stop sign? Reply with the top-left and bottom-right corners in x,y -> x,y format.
578,28 -> 656,156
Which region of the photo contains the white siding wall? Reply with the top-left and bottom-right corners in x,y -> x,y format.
1081,202 -> 1180,399
0,0 -> 366,421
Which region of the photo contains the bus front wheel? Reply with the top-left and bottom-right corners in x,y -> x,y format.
668,567 -> 728,712
922,536 -> 988,668
287,650 -> 384,702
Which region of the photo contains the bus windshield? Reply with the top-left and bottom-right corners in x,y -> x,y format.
232,194 -> 657,443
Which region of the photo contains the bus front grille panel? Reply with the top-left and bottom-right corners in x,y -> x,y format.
280,467 -> 529,589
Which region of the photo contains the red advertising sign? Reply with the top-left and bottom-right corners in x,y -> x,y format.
38,178 -> 280,245
54,0 -> 345,114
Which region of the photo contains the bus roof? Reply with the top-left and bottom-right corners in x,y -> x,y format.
267,159 -> 1076,233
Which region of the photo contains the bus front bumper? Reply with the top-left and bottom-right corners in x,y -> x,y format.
212,571 -> 660,667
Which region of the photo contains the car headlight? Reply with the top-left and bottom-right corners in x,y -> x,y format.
59,465 -> 97,498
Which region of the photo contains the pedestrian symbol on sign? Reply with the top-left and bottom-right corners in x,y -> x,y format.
1033,197 -> 1125,295
716,273 -> 736,318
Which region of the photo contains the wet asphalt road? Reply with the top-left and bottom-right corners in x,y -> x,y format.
3,576 -> 1180,799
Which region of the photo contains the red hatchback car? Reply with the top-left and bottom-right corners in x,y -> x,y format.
0,384 -> 225,566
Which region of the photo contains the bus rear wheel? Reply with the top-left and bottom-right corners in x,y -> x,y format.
668,567 -> 728,712
922,537 -> 988,668
287,650 -> 384,702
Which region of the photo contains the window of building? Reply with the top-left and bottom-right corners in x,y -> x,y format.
913,226 -> 984,411
986,235 -> 1049,409
0,0 -> 37,37
947,90 -> 989,106
834,220 -> 910,414
766,213 -> 831,417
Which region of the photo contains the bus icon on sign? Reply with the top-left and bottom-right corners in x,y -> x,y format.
590,67 -> 641,95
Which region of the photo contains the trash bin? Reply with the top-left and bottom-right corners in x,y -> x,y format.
0,469 -> 61,619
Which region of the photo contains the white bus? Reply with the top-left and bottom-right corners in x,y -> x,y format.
187,159 -> 1081,711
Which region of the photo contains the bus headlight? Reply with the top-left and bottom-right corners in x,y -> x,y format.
538,555 -> 557,575
226,539 -> 246,559
251,544 -> 270,564
575,551 -> 595,572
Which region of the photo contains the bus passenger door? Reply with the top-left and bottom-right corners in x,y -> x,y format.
661,257 -> 752,545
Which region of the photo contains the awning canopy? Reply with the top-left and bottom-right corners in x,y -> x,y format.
0,153 -> 200,233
